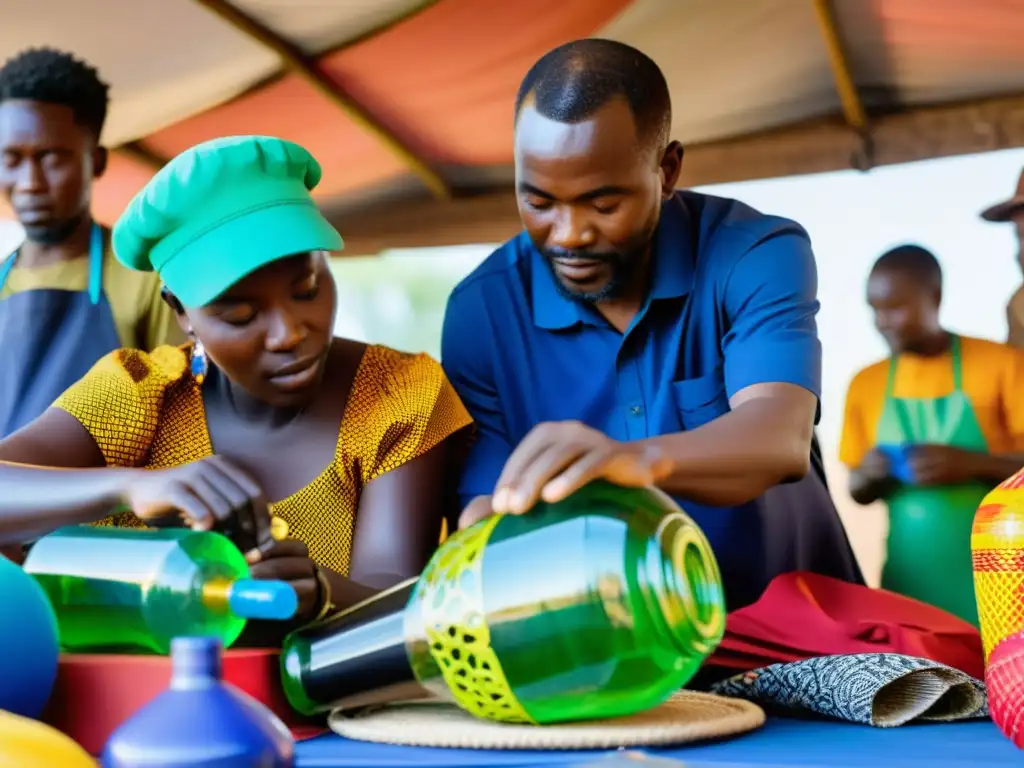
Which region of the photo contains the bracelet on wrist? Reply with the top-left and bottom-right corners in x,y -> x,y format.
313,566 -> 335,622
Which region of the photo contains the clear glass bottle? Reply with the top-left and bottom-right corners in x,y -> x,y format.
24,526 -> 297,654
282,481 -> 725,724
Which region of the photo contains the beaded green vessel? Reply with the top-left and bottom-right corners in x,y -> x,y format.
282,481 -> 726,725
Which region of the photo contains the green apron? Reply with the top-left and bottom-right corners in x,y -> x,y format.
876,335 -> 989,626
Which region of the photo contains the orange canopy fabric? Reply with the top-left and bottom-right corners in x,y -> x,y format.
2,0 -> 631,225
3,0 -> 1024,235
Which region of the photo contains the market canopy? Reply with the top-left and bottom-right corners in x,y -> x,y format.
3,0 -> 1024,254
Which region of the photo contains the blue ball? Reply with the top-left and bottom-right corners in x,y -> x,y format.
0,554 -> 59,718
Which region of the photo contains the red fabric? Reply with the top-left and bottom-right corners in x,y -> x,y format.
42,648 -> 326,756
707,572 -> 985,681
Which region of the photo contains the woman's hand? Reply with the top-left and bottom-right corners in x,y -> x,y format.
248,538 -> 321,621
120,456 -> 273,556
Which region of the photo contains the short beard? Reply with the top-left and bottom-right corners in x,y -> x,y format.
541,242 -> 649,304
23,214 -> 85,246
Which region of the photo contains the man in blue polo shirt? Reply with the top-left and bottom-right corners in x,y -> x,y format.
441,39 -> 862,609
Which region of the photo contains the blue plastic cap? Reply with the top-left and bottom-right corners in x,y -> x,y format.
228,579 -> 298,620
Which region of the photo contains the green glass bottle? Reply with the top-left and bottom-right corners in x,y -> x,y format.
24,527 -> 298,655
281,481 -> 725,724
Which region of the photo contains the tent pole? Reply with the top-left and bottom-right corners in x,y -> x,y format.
193,0 -> 452,199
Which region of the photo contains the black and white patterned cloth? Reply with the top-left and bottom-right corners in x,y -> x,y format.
711,653 -> 988,727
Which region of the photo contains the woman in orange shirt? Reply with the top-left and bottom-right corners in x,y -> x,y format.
0,136 -> 472,630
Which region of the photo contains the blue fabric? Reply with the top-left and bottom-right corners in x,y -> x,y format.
295,719 -> 1016,767
441,191 -> 861,609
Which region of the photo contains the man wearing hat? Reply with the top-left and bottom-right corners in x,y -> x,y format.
0,48 -> 182,439
980,169 -> 1024,347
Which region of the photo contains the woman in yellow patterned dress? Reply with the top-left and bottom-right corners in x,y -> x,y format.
0,136 -> 473,628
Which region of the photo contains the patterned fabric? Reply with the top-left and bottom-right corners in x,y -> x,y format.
712,653 -> 988,727
53,343 -> 472,575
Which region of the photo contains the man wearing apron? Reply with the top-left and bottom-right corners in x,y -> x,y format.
840,245 -> 1024,625
444,40 -> 864,612
0,48 -> 182,438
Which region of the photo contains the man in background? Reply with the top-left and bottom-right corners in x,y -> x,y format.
839,244 -> 1024,624
0,48 -> 182,438
980,169 -> 1024,347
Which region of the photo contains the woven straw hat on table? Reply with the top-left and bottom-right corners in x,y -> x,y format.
329,691 -> 765,750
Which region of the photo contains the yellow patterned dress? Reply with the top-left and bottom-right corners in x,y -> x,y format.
53,344 -> 473,575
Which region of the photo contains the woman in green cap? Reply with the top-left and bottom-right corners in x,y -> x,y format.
0,135 -> 473,626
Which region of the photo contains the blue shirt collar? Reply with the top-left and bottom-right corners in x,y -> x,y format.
531,193 -> 696,330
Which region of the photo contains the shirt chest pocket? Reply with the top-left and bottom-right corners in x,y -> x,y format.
671,370 -> 730,431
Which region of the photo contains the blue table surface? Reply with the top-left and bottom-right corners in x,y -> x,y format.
295,717 -> 1020,768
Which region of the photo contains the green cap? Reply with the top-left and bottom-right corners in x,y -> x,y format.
113,135 -> 344,307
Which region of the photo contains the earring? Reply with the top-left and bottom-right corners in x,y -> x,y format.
191,338 -> 208,385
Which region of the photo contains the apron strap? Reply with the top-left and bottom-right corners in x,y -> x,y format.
883,354 -> 914,439
884,352 -> 899,400
950,333 -> 963,392
87,223 -> 104,306
0,253 -> 15,294
0,223 -> 104,304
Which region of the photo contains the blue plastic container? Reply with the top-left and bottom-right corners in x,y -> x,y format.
102,636 -> 295,767
0,551 -> 59,718
877,443 -> 914,484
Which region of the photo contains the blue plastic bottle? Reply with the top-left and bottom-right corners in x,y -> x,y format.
102,636 -> 295,767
